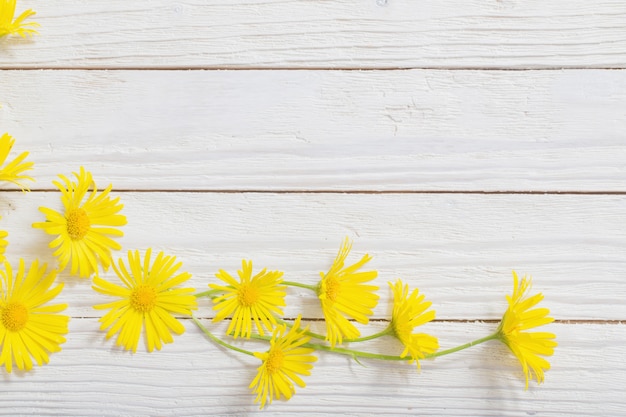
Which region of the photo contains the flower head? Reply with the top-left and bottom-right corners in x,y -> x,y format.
250,315 -> 317,409
0,259 -> 69,373
317,237 -> 379,347
33,167 -> 127,278
496,271 -> 557,388
92,249 -> 197,352
211,260 -> 286,339
0,0 -> 39,38
389,280 -> 438,369
0,133 -> 34,191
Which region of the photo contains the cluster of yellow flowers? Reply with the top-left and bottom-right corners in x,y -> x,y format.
0,131 -> 557,409
0,2 -> 557,409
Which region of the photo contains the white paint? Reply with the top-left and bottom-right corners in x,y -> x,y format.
0,0 -> 624,414
0,320 -> 622,416
1,192 -> 624,320
1,70 -> 626,191
1,0 -> 625,68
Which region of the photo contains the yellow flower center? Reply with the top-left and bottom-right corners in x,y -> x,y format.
265,349 -> 284,374
238,284 -> 260,307
130,285 -> 157,312
1,302 -> 29,332
66,208 -> 91,240
324,277 -> 341,302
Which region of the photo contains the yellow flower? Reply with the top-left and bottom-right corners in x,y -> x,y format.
250,315 -> 317,409
32,167 -> 127,278
0,259 -> 69,373
496,271 -> 557,388
211,260 -> 286,339
0,226 -> 7,262
92,249 -> 197,353
0,133 -> 34,191
0,0 -> 39,38
389,280 -> 439,369
317,237 -> 379,347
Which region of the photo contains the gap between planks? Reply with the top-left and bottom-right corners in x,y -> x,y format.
6,190 -> 626,195
68,317 -> 625,325
3,67 -> 626,71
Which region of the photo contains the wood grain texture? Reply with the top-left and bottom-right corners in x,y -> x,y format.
0,320 -> 622,416
2,192 -> 624,320
1,0 -> 626,69
2,0 -> 625,414
2,69 -> 626,192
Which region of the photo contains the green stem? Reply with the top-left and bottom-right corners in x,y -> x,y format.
282,281 -> 318,292
191,314 -> 255,357
302,342 -> 407,361
275,317 -> 328,340
248,333 -> 405,361
249,331 -> 500,362
425,332 -> 499,359
194,289 -> 221,298
275,319 -> 392,343
344,325 -> 394,343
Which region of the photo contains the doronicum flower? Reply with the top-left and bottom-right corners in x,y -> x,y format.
33,167 -> 127,278
389,280 -> 439,369
0,0 -> 39,38
0,259 -> 69,373
0,133 -> 34,191
92,249 -> 197,352
250,315 -> 317,409
317,237 -> 379,347
496,271 -> 557,388
211,260 -> 286,339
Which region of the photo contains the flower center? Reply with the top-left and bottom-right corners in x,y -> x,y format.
66,208 -> 90,240
265,349 -> 284,374
238,284 -> 260,307
324,277 -> 341,302
1,302 -> 29,332
130,285 -> 157,312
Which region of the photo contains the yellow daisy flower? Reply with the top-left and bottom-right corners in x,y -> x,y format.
389,279 -> 439,369
317,238 -> 379,347
0,259 -> 69,373
0,132 -> 34,191
211,260 -> 286,339
496,271 -> 557,388
250,315 -> 317,409
32,167 -> 127,278
0,226 -> 7,262
0,0 -> 39,38
92,249 -> 197,353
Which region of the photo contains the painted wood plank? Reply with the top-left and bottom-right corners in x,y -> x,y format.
2,69 -> 626,191
2,192 -> 624,320
1,1 -> 626,69
0,320 -> 621,416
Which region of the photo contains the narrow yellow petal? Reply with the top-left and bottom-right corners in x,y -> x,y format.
32,167 -> 126,278
0,259 -> 68,373
90,249 -> 194,352
497,272 -> 557,388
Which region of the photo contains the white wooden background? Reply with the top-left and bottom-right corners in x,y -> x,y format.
1,1 -> 626,415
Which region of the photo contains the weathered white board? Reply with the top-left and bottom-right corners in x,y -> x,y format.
1,0 -> 625,415
0,320 -> 622,416
1,0 -> 626,69
1,192 -> 624,320
1,70 -> 626,191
